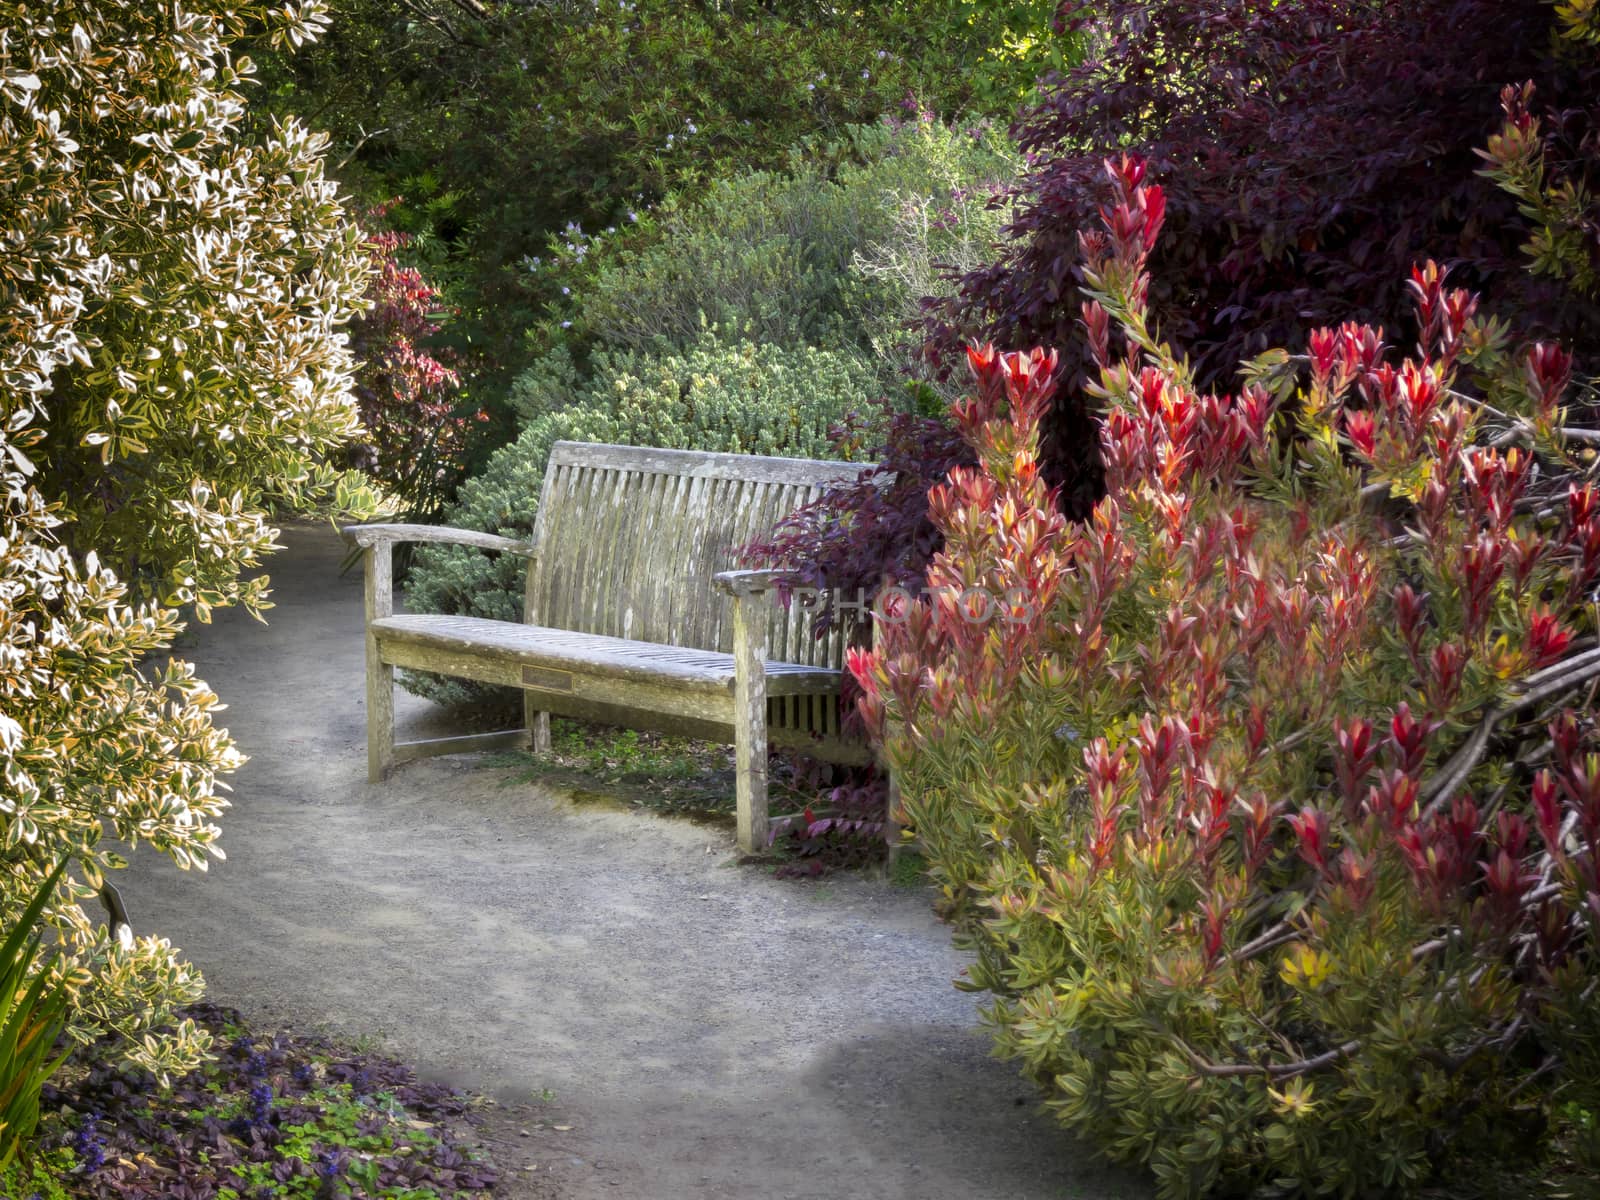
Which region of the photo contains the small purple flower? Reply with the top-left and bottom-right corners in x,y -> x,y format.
73,1111 -> 106,1174
317,1147 -> 346,1183
250,1080 -> 273,1126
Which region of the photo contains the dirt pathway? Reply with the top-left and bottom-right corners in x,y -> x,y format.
124,521 -> 1146,1200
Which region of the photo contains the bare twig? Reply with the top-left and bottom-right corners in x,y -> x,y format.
1221,920 -> 1298,968
335,127 -> 390,174
1421,650 -> 1600,817
1175,1034 -> 1362,1081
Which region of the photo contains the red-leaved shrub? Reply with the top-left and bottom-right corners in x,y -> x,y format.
347,201 -> 485,509
851,156 -> 1600,1197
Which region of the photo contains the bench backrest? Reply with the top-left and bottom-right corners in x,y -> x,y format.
526,442 -> 865,669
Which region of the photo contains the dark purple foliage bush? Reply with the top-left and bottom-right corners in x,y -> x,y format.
766,1 -> 1600,643
941,0 -> 1600,391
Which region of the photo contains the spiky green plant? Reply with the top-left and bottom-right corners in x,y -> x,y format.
0,859 -> 74,1170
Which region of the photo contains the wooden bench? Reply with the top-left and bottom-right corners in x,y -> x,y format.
345,441 -> 870,852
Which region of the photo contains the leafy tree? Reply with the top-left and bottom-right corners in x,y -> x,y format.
0,0 -> 374,1072
249,0 -> 1070,401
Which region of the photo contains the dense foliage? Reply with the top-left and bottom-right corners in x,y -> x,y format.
4,0 -> 380,616
251,0 -> 1061,397
37,1003 -> 499,1198
852,159 -> 1600,1197
770,0 -> 1600,693
945,0 -> 1600,392
1,0 -> 374,1075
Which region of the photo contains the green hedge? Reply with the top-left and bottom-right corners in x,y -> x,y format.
569,118 -> 1017,370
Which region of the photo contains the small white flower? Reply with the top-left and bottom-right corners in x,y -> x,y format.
561,286 -> 570,295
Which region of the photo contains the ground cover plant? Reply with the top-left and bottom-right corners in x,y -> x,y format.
494,719 -> 738,823
20,1003 -> 499,1199
492,719 -> 886,876
850,158 -> 1600,1197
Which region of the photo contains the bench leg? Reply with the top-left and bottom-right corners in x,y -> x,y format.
367,653 -> 395,783
883,766 -> 903,871
734,703 -> 768,854
363,542 -> 396,783
524,698 -> 551,754
732,594 -> 769,854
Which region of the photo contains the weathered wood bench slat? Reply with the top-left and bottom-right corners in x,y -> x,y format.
344,522 -> 536,555
371,616 -> 841,695
349,440 -> 876,851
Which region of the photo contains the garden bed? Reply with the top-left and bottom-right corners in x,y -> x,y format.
9,1005 -> 518,1200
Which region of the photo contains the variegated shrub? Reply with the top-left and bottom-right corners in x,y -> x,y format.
1,0 -> 376,1074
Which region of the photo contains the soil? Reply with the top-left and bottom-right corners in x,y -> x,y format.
122,520 -> 1149,1200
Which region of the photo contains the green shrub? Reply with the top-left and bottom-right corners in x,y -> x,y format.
568,117 -> 1017,375
403,336 -> 878,708
851,160 -> 1600,1196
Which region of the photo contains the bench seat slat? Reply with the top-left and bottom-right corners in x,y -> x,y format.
372,614 -> 840,697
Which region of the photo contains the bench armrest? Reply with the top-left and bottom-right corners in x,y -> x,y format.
713,568 -> 785,597
342,522 -> 536,557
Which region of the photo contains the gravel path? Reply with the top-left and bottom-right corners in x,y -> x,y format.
124,521 -> 1147,1200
